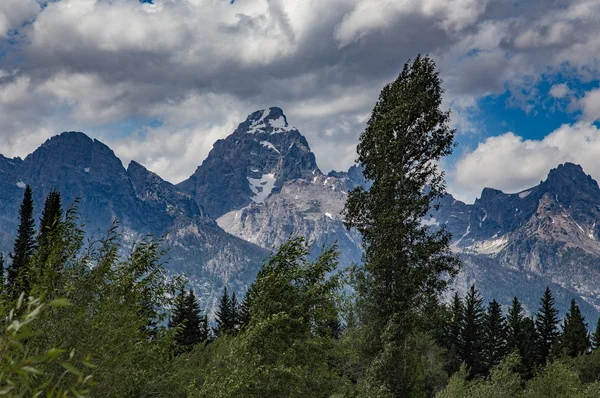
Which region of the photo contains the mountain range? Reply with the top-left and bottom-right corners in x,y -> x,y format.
1,107 -> 599,321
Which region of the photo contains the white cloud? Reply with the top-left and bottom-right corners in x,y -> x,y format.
0,0 -> 39,38
549,83 -> 571,99
452,122 -> 600,202
1,0 -> 600,187
578,88 -> 600,122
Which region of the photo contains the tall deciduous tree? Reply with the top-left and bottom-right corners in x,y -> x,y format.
8,186 -> 36,294
535,287 -> 560,363
344,55 -> 459,395
482,299 -> 508,373
559,299 -> 590,358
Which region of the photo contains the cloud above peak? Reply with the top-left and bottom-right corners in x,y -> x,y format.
0,0 -> 600,187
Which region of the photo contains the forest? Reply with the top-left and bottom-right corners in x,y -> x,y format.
2,56 -> 600,397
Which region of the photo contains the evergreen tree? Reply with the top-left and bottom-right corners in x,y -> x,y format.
169,289 -> 209,352
238,286 -> 253,329
535,287 -> 560,363
8,186 -> 36,294
460,285 -> 485,377
482,299 -> 508,373
0,252 -> 4,288
520,316 -> 541,378
214,287 -> 235,337
592,317 -> 600,350
506,297 -> 539,377
343,55 -> 459,395
559,299 -> 590,357
443,292 -> 464,374
507,297 -> 525,352
231,291 -> 239,332
38,189 -> 62,249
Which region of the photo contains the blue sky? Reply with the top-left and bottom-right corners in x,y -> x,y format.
1,0 -> 600,202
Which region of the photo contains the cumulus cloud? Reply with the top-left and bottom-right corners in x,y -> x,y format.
452,123 -> 600,202
549,84 -> 571,99
1,0 -> 600,184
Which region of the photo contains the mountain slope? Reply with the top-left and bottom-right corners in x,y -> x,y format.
0,132 -> 268,311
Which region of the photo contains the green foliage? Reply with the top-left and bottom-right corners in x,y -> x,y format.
535,287 -> 559,363
592,317 -> 600,350
460,285 -> 485,378
197,237 -> 353,397
482,299 -> 508,373
214,287 -> 237,337
169,289 -> 209,353
0,294 -> 92,396
344,54 -> 459,396
558,300 -> 590,358
8,186 -> 36,294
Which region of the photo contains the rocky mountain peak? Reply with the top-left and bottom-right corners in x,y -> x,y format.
178,108 -> 321,218
240,107 -> 289,134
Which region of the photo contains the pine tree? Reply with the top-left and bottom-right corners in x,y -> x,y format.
443,292 -> 464,374
214,287 -> 234,337
592,318 -> 600,350
8,185 -> 36,294
520,316 -> 541,378
169,289 -> 209,352
506,297 -> 539,378
481,299 -> 508,373
238,286 -> 253,329
507,297 -> 525,352
559,299 -> 590,357
38,189 -> 62,249
0,253 -> 4,290
535,287 -> 560,362
343,55 -> 459,395
231,291 -> 239,332
460,285 -> 485,377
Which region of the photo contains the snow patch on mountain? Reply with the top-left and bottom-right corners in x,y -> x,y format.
248,173 -> 276,203
260,141 -> 280,153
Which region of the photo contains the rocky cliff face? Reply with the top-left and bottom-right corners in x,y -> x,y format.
178,107 -> 320,219
433,163 -> 600,320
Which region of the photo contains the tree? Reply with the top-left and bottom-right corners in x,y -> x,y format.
482,299 -> 508,373
37,189 -> 62,249
592,318 -> 600,350
0,253 -> 4,289
559,299 -> 590,358
8,186 -> 36,294
535,287 -> 560,363
214,287 -> 236,337
506,297 -> 539,378
238,285 -> 253,330
460,285 -> 485,377
507,297 -> 525,352
343,55 -> 460,396
169,289 -> 208,353
443,292 -> 464,374
198,238 -> 352,396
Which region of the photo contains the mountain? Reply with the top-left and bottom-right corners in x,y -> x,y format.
178,107 -> 321,219
0,132 -> 268,312
3,109 -> 600,323
433,163 -> 600,320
